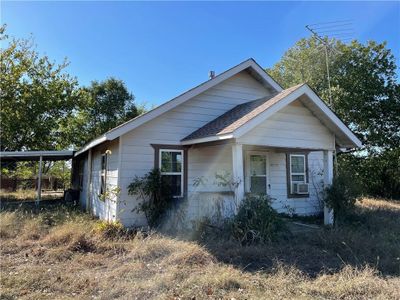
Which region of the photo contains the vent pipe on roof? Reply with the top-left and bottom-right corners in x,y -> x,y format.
209,70 -> 215,79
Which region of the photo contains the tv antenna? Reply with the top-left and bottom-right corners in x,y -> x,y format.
306,20 -> 354,107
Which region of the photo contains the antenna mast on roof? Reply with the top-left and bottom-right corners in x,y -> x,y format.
306,20 -> 354,108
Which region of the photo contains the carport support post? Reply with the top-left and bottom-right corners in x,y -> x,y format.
36,155 -> 43,206
323,150 -> 334,225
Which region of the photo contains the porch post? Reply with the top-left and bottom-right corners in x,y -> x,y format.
323,150 -> 334,225
232,143 -> 245,210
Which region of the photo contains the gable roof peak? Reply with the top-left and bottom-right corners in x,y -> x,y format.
182,83 -> 306,142
75,58 -> 283,156
181,83 -> 362,148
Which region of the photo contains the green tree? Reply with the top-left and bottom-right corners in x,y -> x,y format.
0,25 -> 84,151
268,37 -> 329,94
268,37 -> 400,198
84,78 -> 139,139
268,37 -> 399,150
63,78 -> 141,147
1,26 -> 142,150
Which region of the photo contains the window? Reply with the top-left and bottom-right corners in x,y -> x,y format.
249,154 -> 267,194
100,153 -> 107,195
78,160 -> 84,190
159,149 -> 183,197
289,154 -> 307,194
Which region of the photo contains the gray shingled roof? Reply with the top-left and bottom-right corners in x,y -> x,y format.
182,83 -> 304,142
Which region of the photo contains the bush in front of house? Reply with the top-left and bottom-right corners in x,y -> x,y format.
231,194 -> 286,245
127,168 -> 173,228
324,171 -> 362,224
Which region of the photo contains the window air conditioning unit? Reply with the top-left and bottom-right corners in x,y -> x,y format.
296,183 -> 309,194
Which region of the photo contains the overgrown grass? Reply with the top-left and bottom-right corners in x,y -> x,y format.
0,199 -> 399,299
0,189 -> 64,202
204,197 -> 400,276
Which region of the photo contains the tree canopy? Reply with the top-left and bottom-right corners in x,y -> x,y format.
83,78 -> 138,142
0,26 -> 142,151
0,26 -> 143,184
268,37 -> 400,198
0,26 -> 83,151
268,37 -> 400,151
60,78 -> 140,147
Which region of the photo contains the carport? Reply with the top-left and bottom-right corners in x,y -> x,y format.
0,151 -> 75,205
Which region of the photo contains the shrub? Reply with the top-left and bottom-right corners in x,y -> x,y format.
339,148 -> 400,200
192,217 -> 232,242
324,171 -> 362,223
127,168 -> 173,228
0,211 -> 20,238
231,194 -> 286,245
93,220 -> 134,239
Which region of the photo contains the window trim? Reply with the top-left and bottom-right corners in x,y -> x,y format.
151,144 -> 188,198
159,149 -> 184,198
286,152 -> 309,198
289,154 -> 306,193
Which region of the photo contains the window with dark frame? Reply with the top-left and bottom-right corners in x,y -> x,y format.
288,154 -> 307,195
100,153 -> 107,195
159,149 -> 183,197
78,160 -> 84,190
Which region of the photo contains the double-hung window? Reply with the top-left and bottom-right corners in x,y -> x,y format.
289,154 -> 307,194
159,149 -> 184,197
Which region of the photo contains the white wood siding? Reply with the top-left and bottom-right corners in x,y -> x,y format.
268,151 -> 324,215
89,139 -> 119,222
188,144 -> 233,193
117,71 -> 271,226
238,100 -> 335,150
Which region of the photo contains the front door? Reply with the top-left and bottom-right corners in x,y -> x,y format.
246,152 -> 269,194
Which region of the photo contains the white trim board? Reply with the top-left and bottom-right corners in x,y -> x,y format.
75,58 -> 282,157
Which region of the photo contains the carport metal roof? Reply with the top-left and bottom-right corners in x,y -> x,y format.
0,150 -> 74,162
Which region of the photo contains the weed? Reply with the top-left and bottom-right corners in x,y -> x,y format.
0,199 -> 399,299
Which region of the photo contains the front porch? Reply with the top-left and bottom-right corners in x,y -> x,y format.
232,143 -> 334,224
186,141 -> 334,225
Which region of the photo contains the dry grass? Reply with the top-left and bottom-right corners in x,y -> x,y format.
0,189 -> 64,202
360,197 -> 400,210
0,199 -> 399,299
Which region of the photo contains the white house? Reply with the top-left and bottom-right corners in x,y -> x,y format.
72,58 -> 361,227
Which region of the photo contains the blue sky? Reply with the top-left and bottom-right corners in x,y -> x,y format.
2,1 -> 399,106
